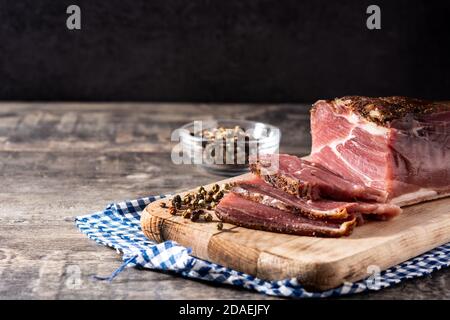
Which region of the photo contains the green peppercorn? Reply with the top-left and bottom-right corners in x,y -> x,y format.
217,221 -> 223,230
198,186 -> 206,194
182,209 -> 192,219
204,213 -> 213,222
221,183 -> 230,190
212,184 -> 220,193
212,192 -> 223,202
196,193 -> 205,200
198,199 -> 205,207
205,194 -> 212,202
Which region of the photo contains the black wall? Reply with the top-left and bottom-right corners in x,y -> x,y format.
0,0 -> 449,102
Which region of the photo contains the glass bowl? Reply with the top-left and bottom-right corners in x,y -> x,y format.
178,119 -> 281,176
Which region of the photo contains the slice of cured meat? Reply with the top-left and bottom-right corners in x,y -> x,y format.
231,176 -> 402,220
215,193 -> 357,238
250,153 -> 388,203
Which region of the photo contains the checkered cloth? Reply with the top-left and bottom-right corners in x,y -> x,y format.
76,195 -> 450,298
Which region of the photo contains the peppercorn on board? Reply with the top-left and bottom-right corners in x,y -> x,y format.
141,173 -> 450,290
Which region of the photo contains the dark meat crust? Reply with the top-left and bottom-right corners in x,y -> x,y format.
249,161 -> 320,200
312,96 -> 450,126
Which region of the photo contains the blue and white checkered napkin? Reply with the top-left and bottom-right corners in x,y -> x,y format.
76,195 -> 450,298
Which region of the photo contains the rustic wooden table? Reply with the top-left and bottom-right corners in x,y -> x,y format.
0,103 -> 448,300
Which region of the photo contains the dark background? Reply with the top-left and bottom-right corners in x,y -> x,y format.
0,0 -> 449,102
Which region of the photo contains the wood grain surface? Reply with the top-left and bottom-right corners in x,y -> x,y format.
1,102 -> 449,299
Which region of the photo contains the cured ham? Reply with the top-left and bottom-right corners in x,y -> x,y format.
213,96 -> 449,238
215,193 -> 357,238
250,154 -> 388,203
232,176 -> 401,220
311,96 -> 450,200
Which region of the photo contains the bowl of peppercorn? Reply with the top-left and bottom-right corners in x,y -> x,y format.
178,119 -> 281,176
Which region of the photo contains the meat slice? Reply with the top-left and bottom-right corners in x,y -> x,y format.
311,96 -> 450,200
232,176 -> 401,220
215,193 -> 357,238
250,154 -> 388,203
349,202 -> 401,219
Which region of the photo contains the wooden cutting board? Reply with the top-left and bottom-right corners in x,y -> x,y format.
141,173 -> 450,290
